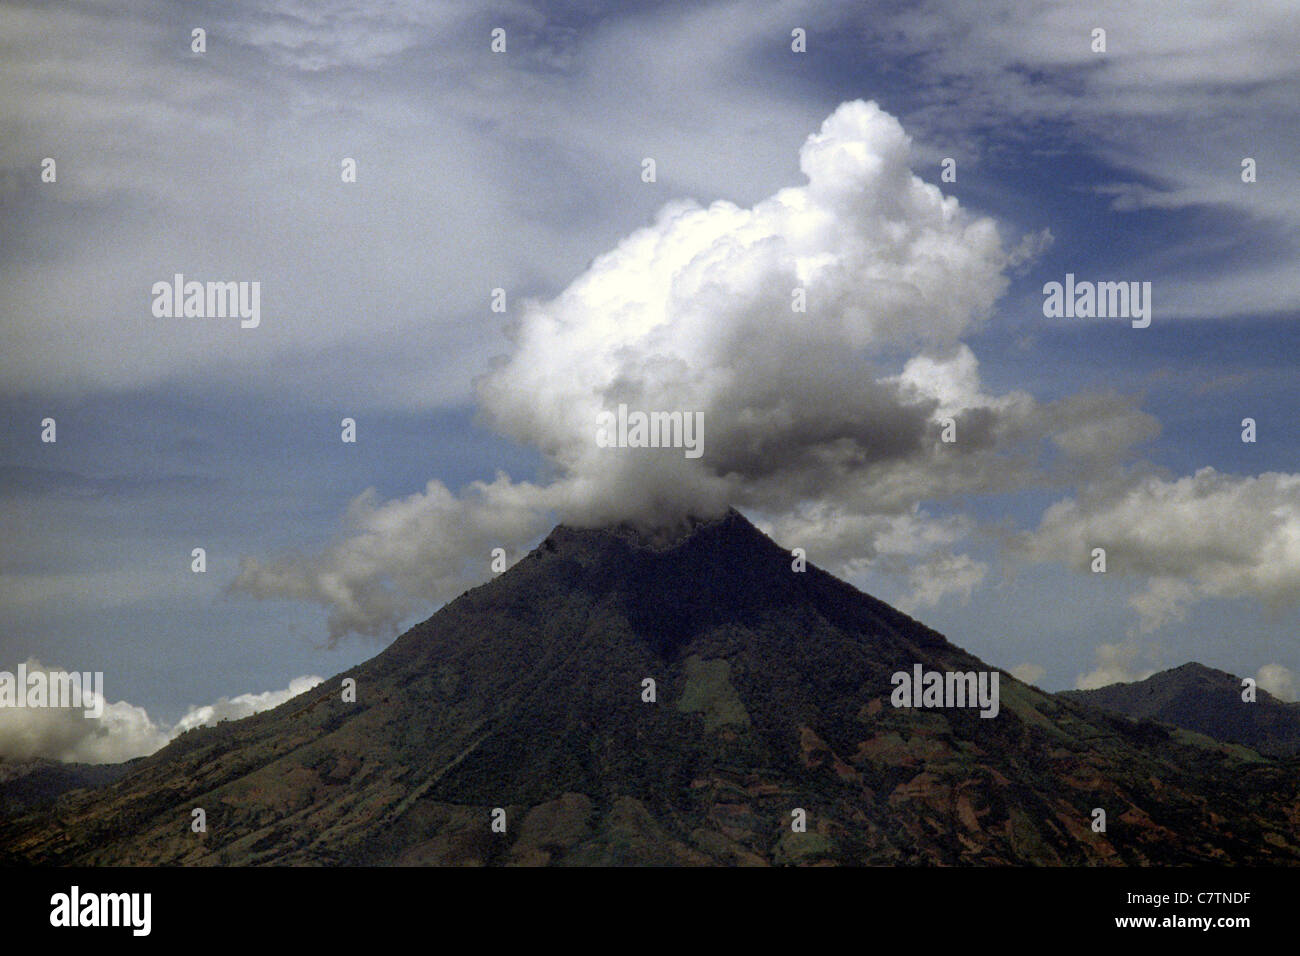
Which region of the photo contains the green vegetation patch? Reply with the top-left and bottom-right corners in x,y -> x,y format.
677,656 -> 751,732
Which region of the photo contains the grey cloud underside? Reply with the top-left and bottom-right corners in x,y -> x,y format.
697,383 -> 937,480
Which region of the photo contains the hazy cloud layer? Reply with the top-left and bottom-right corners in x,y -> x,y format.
0,0 -> 827,404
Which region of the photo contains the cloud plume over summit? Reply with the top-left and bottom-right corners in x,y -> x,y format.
231,100 -> 1133,642
477,100 -> 1009,524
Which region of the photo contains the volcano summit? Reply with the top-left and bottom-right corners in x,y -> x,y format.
3,510 -> 1297,866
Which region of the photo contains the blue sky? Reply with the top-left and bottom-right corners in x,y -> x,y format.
1,0 -> 1297,758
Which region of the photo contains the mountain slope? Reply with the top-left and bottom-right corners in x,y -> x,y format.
3,510 -> 1298,865
1061,662 -> 1300,757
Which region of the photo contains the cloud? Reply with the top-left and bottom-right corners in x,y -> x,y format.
232,474 -> 555,644
868,0 -> 1300,317
478,100 -> 1008,518
763,505 -> 977,576
1010,662 -> 1045,685
901,551 -> 988,612
1017,468 -> 1300,633
231,0 -> 472,71
1256,663 -> 1297,703
169,674 -> 326,735
1076,642 -> 1157,690
760,503 -> 987,612
0,0 -> 834,404
1005,227 -> 1053,273
0,660 -> 323,764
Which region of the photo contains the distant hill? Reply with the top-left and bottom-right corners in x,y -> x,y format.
1060,662 -> 1300,757
0,757 -> 131,814
3,511 -> 1298,865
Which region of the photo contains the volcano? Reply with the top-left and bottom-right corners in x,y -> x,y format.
3,510 -> 1298,865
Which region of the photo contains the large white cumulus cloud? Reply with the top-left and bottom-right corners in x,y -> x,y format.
478,100 -> 1008,524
